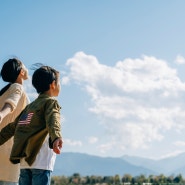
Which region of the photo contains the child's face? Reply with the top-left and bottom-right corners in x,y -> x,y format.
53,78 -> 61,96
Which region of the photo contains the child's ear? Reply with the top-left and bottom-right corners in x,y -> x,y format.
50,81 -> 56,89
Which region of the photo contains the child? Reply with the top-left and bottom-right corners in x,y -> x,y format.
0,65 -> 63,185
0,58 -> 29,185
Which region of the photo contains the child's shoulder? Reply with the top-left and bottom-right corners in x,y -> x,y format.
45,97 -> 61,109
36,94 -> 59,105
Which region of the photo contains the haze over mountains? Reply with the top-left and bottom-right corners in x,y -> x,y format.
53,152 -> 185,177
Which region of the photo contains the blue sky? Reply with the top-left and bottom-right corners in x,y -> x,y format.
1,1 -> 185,159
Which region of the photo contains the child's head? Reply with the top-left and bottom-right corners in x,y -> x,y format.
1,58 -> 26,83
32,65 -> 60,95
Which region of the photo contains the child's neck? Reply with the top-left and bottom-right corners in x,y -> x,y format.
43,90 -> 53,97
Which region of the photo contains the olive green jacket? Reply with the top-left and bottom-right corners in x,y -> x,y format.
0,94 -> 62,166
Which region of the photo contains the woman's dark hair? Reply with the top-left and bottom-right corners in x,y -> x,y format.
32,64 -> 59,94
0,58 -> 22,96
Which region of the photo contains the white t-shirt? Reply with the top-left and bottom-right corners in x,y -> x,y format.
20,135 -> 56,171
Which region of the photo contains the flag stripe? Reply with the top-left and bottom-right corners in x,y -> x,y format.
18,112 -> 34,125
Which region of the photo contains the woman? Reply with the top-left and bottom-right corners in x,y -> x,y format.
0,58 -> 29,185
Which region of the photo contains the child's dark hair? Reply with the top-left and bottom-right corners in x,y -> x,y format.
32,64 -> 59,94
0,58 -> 22,96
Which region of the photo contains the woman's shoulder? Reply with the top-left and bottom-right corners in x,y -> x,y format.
9,83 -> 23,91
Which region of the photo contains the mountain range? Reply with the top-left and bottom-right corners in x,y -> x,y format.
53,152 -> 185,177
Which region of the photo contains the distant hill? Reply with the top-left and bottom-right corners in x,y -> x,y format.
122,152 -> 185,176
53,152 -> 185,177
53,152 -> 156,177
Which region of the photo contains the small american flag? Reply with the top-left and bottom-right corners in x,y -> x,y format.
18,112 -> 34,125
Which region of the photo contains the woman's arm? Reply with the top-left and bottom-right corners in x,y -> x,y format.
0,103 -> 13,123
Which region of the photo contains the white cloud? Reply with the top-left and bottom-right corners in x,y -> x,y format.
175,54 -> 185,64
98,143 -> 115,154
65,52 -> 185,154
173,141 -> 185,147
64,138 -> 82,146
88,136 -> 98,144
61,76 -> 70,85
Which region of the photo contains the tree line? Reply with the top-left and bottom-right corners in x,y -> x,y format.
51,173 -> 185,185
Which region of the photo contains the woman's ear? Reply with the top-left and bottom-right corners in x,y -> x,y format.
20,68 -> 25,76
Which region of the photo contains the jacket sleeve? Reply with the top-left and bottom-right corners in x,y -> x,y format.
0,121 -> 17,145
45,99 -> 62,143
